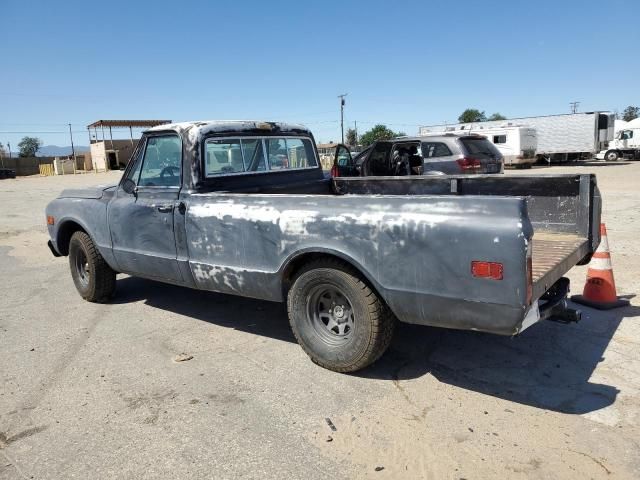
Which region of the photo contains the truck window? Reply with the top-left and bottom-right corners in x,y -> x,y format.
206,139 -> 245,175
266,138 -> 317,170
124,139 -> 145,184
138,135 -> 182,187
241,139 -> 267,171
205,137 -> 316,176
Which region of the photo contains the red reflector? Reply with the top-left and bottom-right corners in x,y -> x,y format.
471,261 -> 503,280
47,215 -> 55,225
330,165 -> 339,177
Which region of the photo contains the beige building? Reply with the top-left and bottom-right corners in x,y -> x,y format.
90,139 -> 138,171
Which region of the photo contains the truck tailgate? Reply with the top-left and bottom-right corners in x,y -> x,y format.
531,232 -> 589,299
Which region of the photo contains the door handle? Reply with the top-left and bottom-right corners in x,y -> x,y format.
157,205 -> 174,213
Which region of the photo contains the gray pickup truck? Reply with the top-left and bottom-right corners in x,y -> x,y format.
45,121 -> 601,372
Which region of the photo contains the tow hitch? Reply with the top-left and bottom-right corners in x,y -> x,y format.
539,277 -> 582,324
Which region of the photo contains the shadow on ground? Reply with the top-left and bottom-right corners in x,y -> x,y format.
113,276 -> 636,414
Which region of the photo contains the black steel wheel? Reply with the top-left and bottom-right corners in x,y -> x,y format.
287,259 -> 395,372
68,231 -> 116,302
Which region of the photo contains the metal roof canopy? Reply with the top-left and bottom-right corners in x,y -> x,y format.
87,119 -> 172,149
87,120 -> 171,129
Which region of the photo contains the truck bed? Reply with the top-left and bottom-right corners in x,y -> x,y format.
333,174 -> 600,303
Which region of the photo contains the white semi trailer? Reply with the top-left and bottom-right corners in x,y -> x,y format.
595,118 -> 640,161
419,112 -> 615,163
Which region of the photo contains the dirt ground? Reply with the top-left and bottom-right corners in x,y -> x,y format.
0,163 -> 639,479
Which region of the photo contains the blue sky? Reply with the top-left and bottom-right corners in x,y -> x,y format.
1,0 -> 638,148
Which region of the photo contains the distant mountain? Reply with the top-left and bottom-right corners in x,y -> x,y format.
38,145 -> 90,156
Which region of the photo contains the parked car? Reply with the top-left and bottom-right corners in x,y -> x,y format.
331,134 -> 504,177
0,168 -> 16,179
46,120 -> 598,373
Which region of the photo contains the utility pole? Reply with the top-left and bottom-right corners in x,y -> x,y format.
8,142 -> 11,159
338,93 -> 348,143
68,123 -> 76,160
354,120 -> 358,146
569,101 -> 580,114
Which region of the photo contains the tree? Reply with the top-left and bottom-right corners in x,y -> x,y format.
345,128 -> 357,146
18,136 -> 42,157
488,112 -> 507,121
458,109 -> 487,123
622,106 -> 639,122
358,124 -> 405,147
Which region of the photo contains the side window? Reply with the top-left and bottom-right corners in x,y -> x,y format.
492,135 -> 507,144
422,142 -> 452,158
138,135 -> 181,187
205,139 -> 244,175
336,145 -> 352,166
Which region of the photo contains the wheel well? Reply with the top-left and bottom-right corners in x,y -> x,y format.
281,252 -> 381,298
56,221 -> 86,256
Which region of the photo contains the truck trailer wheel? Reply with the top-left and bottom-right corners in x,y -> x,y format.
605,150 -> 619,162
287,259 -> 395,372
68,231 -> 116,302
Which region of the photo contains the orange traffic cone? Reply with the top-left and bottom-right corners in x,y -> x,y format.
571,223 -> 629,310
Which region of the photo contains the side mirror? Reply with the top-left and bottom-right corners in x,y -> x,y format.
122,178 -> 137,195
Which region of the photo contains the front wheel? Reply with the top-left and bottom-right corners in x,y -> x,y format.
68,231 -> 116,302
605,150 -> 619,162
287,259 -> 395,372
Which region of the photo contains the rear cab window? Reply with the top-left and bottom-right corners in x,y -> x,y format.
204,136 -> 317,177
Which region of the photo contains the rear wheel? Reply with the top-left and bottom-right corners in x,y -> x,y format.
68,231 -> 116,302
287,259 -> 395,372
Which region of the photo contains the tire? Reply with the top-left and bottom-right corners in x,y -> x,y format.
68,231 -> 116,302
287,259 -> 395,372
605,150 -> 619,162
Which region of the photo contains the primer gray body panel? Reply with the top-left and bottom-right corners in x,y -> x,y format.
45,121 -> 600,337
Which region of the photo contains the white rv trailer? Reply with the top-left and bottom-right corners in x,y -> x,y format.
595,118 -> 640,161
419,112 -> 615,162
420,125 -> 537,167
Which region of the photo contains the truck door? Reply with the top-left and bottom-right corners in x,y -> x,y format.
331,144 -> 358,176
107,134 -> 183,282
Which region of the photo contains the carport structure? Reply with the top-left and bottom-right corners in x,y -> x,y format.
86,119 -> 171,171
87,119 -> 171,148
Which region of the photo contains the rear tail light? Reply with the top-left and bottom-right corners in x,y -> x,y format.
471,261 -> 503,280
457,157 -> 481,171
330,165 -> 339,177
